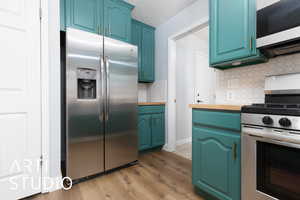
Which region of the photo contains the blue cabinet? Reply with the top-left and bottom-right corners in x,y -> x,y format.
192,109 -> 241,200
209,0 -> 267,69
66,0 -> 100,34
104,0 -> 133,43
138,114 -> 152,151
151,113 -> 165,147
60,0 -> 66,31
138,105 -> 165,151
62,0 -> 133,42
131,20 -> 155,83
131,20 -> 142,79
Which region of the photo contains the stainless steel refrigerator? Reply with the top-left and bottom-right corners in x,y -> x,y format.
65,28 -> 138,180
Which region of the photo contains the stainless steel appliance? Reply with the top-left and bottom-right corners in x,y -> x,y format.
66,28 -> 138,180
257,0 -> 300,57
241,73 -> 300,200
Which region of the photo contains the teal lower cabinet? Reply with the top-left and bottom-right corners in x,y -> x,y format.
138,114 -> 152,150
192,109 -> 241,200
138,105 -> 165,151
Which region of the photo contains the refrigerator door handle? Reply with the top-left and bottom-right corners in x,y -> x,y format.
105,56 -> 110,122
100,56 -> 105,97
100,56 -> 105,122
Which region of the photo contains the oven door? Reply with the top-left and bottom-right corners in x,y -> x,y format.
242,126 -> 300,200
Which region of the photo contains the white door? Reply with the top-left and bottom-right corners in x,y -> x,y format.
0,0 -> 42,199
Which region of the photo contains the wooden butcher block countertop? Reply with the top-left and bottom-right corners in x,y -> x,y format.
138,102 -> 166,106
189,104 -> 242,111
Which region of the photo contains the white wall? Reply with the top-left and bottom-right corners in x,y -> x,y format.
193,27 -> 216,104
155,0 -> 209,83
175,35 -> 195,143
175,27 -> 215,144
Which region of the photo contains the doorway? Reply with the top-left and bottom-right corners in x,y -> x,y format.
167,20 -> 216,158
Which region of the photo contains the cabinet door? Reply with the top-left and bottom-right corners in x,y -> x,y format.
210,0 -> 256,65
60,0 -> 66,31
192,126 -> 241,200
131,20 -> 142,81
66,0 -> 99,34
138,114 -> 152,151
151,113 -> 165,147
141,26 -> 155,82
104,0 -> 132,43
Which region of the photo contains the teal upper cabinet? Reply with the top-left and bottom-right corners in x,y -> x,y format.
131,20 -> 142,79
141,26 -> 155,82
60,0 -> 66,31
63,0 -> 134,42
66,0 -> 100,34
104,0 -> 133,43
210,0 -> 266,69
131,20 -> 155,83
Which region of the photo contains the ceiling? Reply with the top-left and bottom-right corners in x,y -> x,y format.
126,0 -> 198,27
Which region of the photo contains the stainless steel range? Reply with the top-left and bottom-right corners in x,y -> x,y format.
241,73 -> 300,200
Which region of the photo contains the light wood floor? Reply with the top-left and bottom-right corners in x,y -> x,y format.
28,151 -> 204,200
174,143 -> 192,160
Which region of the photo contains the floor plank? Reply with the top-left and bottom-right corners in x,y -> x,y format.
28,151 -> 204,200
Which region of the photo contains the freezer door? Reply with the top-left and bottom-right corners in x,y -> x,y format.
66,28 -> 105,180
104,37 -> 138,170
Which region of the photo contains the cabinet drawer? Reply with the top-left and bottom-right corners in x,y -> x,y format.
138,105 -> 165,114
193,109 -> 240,132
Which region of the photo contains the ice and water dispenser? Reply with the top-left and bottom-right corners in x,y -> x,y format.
77,68 -> 97,99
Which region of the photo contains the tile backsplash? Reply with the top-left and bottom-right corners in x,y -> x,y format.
138,80 -> 167,103
138,83 -> 149,102
215,53 -> 300,105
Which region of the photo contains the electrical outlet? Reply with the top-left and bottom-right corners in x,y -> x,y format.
227,91 -> 234,101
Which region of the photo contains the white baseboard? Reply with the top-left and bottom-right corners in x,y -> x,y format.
42,176 -> 62,193
176,137 -> 192,146
163,144 -> 175,152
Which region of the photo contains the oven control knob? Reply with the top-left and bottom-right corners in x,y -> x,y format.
279,118 -> 292,127
262,116 -> 273,125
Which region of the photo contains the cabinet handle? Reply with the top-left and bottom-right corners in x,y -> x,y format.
232,143 -> 237,161
250,37 -> 253,51
109,24 -> 111,35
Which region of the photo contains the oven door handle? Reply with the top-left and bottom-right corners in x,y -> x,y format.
248,134 -> 300,149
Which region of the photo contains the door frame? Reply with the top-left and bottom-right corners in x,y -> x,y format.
41,0 -> 62,193
165,17 -> 208,152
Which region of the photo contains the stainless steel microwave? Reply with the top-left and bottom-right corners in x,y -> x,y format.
257,0 -> 300,57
